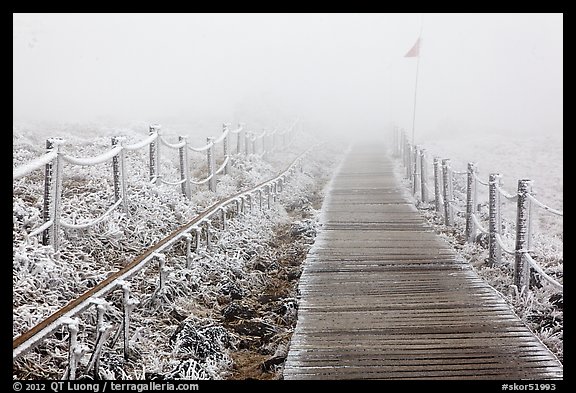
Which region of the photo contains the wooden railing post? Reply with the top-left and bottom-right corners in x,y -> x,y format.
149,125 -> 160,185
222,124 -> 230,175
514,179 -> 533,290
42,138 -> 64,251
178,136 -> 191,198
42,139 -> 56,246
111,136 -> 128,211
488,173 -> 501,266
465,162 -> 477,243
207,137 -> 216,192
442,159 -> 453,226
420,149 -> 428,202
433,157 -> 442,215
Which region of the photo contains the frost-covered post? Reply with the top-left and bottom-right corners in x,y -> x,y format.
258,189 -> 263,210
251,135 -> 256,156
247,194 -> 253,213
183,233 -> 193,268
178,136 -> 191,198
412,145 -> 419,196
154,253 -> 167,291
442,159 -> 453,226
149,125 -> 160,185
420,149 -> 428,202
206,137 -> 216,192
465,162 -> 477,243
244,130 -> 250,156
120,282 -> 138,360
194,227 -> 201,251
267,185 -> 272,209
205,222 -> 212,250
42,138 -> 64,247
433,157 -> 442,215
87,299 -> 110,376
220,207 -> 227,230
222,124 -> 230,175
514,179 -> 533,290
488,173 -> 501,266
64,318 -> 80,380
111,137 -> 128,212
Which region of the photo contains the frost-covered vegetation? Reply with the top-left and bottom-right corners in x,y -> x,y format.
400,131 -> 563,363
13,122 -> 340,379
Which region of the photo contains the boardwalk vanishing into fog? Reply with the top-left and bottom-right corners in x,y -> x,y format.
283,143 -> 563,380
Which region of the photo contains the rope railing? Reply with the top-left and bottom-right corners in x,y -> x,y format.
60,198 -> 124,230
524,252 -> 563,291
527,194 -> 563,216
188,140 -> 214,152
471,213 -> 489,234
13,150 -> 58,180
495,233 -> 516,255
158,135 -> 186,149
14,120 -> 299,252
473,171 -> 489,186
158,177 -> 188,186
61,146 -> 123,166
12,147 -> 311,370
124,133 -> 158,151
496,184 -> 518,201
393,126 -> 563,294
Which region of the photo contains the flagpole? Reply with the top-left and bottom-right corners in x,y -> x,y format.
411,16 -> 424,145
411,51 -> 420,145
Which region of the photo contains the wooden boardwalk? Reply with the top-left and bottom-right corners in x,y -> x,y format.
282,144 -> 563,380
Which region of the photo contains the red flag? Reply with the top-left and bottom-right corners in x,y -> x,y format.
404,38 -> 420,57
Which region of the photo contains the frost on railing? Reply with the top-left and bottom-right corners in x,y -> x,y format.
13,151 -> 58,180
393,127 -> 563,294
12,146 -> 310,369
14,120 -> 299,252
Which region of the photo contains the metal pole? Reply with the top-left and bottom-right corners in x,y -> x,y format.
514,179 -> 532,290
488,173 -> 501,266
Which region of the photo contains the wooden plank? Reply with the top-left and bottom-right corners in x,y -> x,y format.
283,144 -> 563,380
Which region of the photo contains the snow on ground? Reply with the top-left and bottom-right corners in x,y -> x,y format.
397,130 -> 563,362
13,121 -> 341,379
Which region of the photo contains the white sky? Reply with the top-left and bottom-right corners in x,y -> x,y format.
13,13 -> 562,141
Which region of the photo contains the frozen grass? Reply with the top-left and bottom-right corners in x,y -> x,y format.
13,121 -> 340,379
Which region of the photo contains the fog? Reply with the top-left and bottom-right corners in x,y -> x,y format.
13,13 -> 562,142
